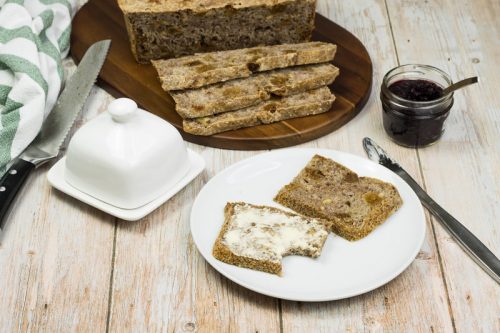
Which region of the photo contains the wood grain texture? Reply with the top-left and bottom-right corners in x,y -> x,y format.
0,72 -> 116,332
386,0 -> 500,331
1,0 -> 498,332
69,0 -> 373,150
107,152 -> 281,332
279,1 -> 455,331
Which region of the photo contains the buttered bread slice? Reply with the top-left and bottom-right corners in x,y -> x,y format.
171,64 -> 339,118
152,42 -> 337,90
213,202 -> 330,275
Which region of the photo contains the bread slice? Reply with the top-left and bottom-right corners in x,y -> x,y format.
171,64 -> 339,119
274,155 -> 403,241
213,202 -> 330,275
118,0 -> 317,63
152,42 -> 337,90
183,86 -> 335,135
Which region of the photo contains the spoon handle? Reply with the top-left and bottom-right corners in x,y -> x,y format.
443,76 -> 478,95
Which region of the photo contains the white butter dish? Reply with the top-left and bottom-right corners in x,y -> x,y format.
48,152 -> 204,221
47,98 -> 205,221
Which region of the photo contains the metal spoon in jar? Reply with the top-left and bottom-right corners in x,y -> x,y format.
443,76 -> 479,95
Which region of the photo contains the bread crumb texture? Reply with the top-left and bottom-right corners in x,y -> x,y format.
183,86 -> 335,135
212,202 -> 329,275
171,64 -> 339,118
118,0 -> 318,62
153,42 -> 336,90
274,155 -> 403,241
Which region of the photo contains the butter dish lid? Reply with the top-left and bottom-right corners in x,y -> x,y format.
64,98 -> 192,209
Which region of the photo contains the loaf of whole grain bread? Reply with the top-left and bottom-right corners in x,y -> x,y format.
183,87 -> 335,135
171,64 -> 339,119
152,42 -> 337,90
274,155 -> 403,241
213,202 -> 330,276
117,0 -> 318,63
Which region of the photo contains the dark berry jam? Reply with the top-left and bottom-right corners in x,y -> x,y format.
388,79 -> 444,101
380,66 -> 454,148
381,103 -> 451,147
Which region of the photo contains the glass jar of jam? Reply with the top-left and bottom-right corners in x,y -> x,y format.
380,64 -> 454,147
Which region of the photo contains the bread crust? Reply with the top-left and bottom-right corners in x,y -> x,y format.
171,64 -> 339,118
183,87 -> 335,135
118,0 -> 316,13
274,155 -> 403,241
212,203 -> 282,275
152,42 -> 337,90
212,202 -> 330,276
118,1 -> 318,63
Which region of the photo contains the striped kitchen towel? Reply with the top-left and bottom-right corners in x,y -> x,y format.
0,0 -> 77,175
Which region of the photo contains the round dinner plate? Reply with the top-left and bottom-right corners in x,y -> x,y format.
190,148 -> 426,301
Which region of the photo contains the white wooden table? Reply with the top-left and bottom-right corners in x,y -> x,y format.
1,0 -> 499,331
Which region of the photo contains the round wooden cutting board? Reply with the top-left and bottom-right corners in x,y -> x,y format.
70,0 -> 372,150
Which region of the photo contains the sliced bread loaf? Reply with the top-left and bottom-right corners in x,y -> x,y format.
274,155 -> 403,241
118,0 -> 317,63
152,42 -> 337,90
172,64 -> 339,118
183,87 -> 335,135
213,202 -> 330,275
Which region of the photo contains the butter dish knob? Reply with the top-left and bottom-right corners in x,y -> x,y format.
108,98 -> 137,123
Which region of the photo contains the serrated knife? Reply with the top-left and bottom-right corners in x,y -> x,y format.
362,137 -> 500,284
0,40 -> 111,232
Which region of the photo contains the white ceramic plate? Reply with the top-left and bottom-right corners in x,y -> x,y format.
190,148 -> 425,301
48,149 -> 205,221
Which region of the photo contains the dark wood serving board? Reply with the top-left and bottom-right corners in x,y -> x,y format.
70,0 -> 372,150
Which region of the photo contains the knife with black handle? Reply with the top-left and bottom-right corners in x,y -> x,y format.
0,40 -> 111,233
363,137 -> 500,284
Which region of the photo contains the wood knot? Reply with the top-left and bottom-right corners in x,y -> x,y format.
183,322 -> 196,332
416,251 -> 432,260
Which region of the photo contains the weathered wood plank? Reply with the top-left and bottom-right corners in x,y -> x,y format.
107,147 -> 281,332
280,1 -> 454,331
0,77 -> 116,332
386,0 -> 500,331
2,0 -> 498,331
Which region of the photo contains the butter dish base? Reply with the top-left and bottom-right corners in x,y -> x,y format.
47,149 -> 204,221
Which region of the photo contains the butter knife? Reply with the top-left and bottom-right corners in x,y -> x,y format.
0,40 -> 111,232
363,137 -> 500,284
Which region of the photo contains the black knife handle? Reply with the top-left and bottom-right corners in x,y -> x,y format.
0,158 -> 35,231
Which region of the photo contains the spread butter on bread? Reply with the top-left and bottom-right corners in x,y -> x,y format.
212,202 -> 330,275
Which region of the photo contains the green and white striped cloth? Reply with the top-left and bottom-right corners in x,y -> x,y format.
0,0 -> 76,175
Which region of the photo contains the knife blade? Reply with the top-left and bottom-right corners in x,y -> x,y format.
0,40 -> 111,232
363,137 -> 500,284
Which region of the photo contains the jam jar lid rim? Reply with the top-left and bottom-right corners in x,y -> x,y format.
382,64 -> 454,106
